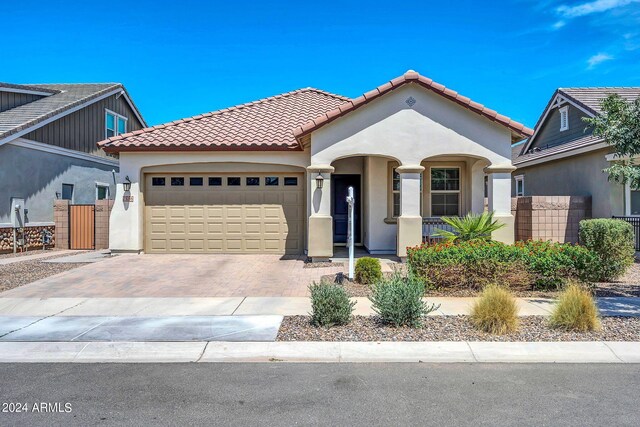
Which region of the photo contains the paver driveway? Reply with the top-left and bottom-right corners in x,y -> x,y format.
1,254 -> 343,298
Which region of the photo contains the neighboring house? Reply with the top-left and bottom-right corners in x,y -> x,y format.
99,70 -> 532,259
0,82 -> 146,226
512,87 -> 640,218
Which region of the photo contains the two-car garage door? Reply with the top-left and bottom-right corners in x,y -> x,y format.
144,173 -> 304,254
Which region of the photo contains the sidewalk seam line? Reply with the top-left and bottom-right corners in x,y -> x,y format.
231,297 -> 247,315
0,299 -> 88,339
466,341 -> 479,362
602,342 -> 625,363
69,317 -> 114,341
195,341 -> 209,362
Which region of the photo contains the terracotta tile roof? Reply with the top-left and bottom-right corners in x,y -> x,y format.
99,88 -> 349,153
292,70 -> 534,142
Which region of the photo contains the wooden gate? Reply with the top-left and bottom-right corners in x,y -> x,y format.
69,205 -> 95,250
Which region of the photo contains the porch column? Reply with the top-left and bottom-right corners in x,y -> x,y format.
396,165 -> 425,258
307,164 -> 334,261
485,164 -> 516,243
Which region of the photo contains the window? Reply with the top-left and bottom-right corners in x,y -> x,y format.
284,177 -> 298,186
189,177 -> 203,186
631,190 -> 640,215
392,167 -> 401,217
171,177 -> 184,186
514,175 -> 524,197
246,177 -> 260,186
96,184 -> 109,200
430,168 -> 460,216
208,177 -> 222,186
61,184 -> 74,201
265,177 -> 279,186
559,106 -> 569,131
105,110 -> 127,138
227,177 -> 241,186
152,177 -> 166,186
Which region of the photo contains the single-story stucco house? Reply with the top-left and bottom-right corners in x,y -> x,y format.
99,70 -> 533,260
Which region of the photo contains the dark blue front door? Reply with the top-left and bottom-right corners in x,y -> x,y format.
332,175 -> 361,244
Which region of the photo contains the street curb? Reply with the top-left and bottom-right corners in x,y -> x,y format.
0,341 -> 639,363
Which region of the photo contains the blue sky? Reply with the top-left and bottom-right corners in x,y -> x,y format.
4,0 -> 640,128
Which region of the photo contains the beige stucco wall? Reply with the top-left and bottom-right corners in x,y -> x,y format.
514,148 -> 623,218
310,84 -> 512,167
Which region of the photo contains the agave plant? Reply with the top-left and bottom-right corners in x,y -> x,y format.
432,211 -> 505,243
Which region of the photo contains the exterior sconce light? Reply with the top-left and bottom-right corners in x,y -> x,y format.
123,176 -> 132,192
55,192 -> 61,199
315,173 -> 324,189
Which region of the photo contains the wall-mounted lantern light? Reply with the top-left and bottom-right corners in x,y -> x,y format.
55,192 -> 61,199
315,173 -> 324,189
123,176 -> 132,192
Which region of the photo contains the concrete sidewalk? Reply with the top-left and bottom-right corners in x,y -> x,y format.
0,340 -> 638,363
1,296 -> 639,317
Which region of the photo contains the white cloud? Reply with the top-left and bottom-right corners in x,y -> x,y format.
557,0 -> 640,19
587,52 -> 614,68
552,20 -> 566,29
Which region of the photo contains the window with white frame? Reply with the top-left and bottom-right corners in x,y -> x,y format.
390,167 -> 423,217
559,106 -> 569,131
96,184 -> 109,200
430,168 -> 460,216
514,175 -> 525,197
625,182 -> 640,216
105,110 -> 127,138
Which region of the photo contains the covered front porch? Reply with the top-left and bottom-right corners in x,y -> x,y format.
306,155 -> 513,260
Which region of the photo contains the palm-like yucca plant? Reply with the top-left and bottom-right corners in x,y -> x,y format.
433,211 -> 505,243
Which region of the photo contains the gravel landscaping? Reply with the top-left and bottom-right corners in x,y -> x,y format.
277,315 -> 640,342
0,254 -> 85,293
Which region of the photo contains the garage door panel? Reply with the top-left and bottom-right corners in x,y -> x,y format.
145,173 -> 304,254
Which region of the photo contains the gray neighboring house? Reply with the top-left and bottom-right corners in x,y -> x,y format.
512,87 -> 640,218
0,82 -> 145,225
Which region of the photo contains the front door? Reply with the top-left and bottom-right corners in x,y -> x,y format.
332,174 -> 361,244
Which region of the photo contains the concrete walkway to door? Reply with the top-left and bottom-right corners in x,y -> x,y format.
1,254 -> 344,298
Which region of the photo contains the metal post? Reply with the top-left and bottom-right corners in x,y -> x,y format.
346,186 -> 355,280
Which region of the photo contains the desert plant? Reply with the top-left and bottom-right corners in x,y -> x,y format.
432,211 -> 505,243
549,281 -> 601,332
369,271 -> 439,327
470,284 -> 519,334
354,257 -> 383,285
579,219 -> 635,281
309,281 -> 355,327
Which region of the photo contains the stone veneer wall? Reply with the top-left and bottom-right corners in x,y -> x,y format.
54,199 -> 113,250
511,196 -> 592,243
0,225 -> 56,253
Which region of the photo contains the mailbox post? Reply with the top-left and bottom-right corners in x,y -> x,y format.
346,186 -> 355,280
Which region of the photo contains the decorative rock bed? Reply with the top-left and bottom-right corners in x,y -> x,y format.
0,226 -> 55,253
277,315 -> 640,342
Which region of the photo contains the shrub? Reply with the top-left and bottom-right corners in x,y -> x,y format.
579,219 -> 635,281
369,271 -> 439,327
309,281 -> 355,327
549,281 -> 601,332
433,211 -> 505,243
354,257 -> 383,285
407,240 -> 600,290
470,284 -> 519,334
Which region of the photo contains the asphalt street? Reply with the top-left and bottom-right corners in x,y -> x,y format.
0,363 -> 639,426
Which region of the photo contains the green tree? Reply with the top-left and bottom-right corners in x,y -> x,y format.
583,94 -> 640,188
